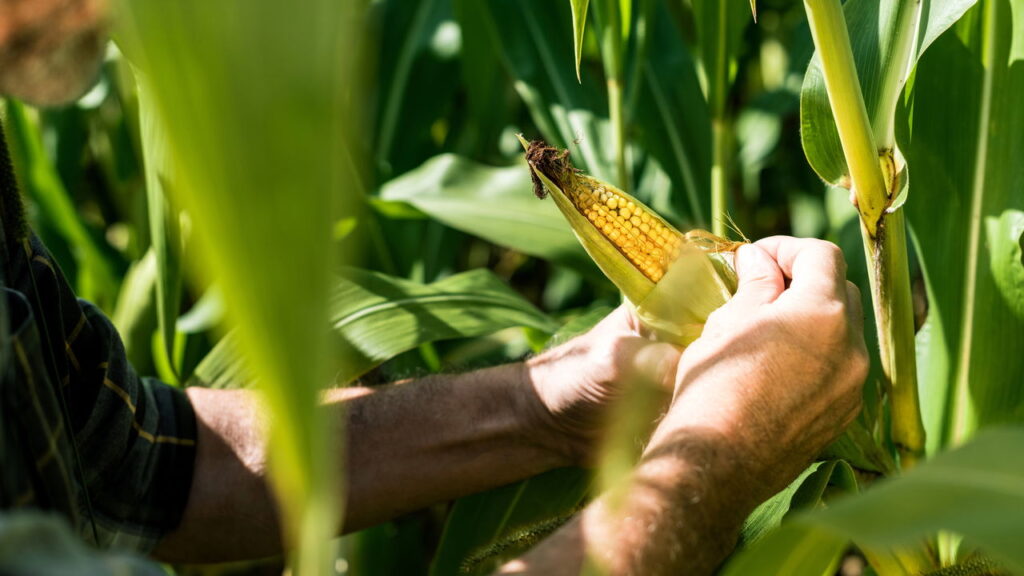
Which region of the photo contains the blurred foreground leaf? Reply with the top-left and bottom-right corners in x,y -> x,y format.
137,89 -> 182,381
115,0 -> 360,571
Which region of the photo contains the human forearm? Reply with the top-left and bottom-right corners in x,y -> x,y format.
154,363 -> 566,563
340,363 -> 566,532
500,423 -> 755,576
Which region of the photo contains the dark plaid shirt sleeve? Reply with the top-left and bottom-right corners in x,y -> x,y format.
0,233 -> 198,554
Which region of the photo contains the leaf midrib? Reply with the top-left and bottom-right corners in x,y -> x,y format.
951,0 -> 997,443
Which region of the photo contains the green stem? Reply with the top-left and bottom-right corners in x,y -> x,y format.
803,0 -> 888,235
608,75 -> 628,192
860,210 -> 924,468
624,0 -> 655,119
709,0 -> 729,236
803,0 -> 924,469
710,118 -> 729,237
600,0 -> 628,192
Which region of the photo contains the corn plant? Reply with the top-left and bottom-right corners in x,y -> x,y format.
727,0 -> 1024,572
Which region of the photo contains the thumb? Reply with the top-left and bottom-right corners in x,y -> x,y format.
727,243 -> 785,311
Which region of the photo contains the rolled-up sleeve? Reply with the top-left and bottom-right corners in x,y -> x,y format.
5,234 -> 197,553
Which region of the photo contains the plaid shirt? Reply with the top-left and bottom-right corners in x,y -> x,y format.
0,122 -> 196,566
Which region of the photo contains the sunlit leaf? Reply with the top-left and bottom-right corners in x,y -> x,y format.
724,428 -> 1024,574
431,467 -> 592,576
137,88 -> 182,381
378,154 -> 597,274
111,248 -> 158,376
192,268 -> 558,389
329,268 -> 558,381
477,0 -> 612,179
900,0 -> 1024,449
800,0 -> 977,185
569,0 -> 591,82
115,0 -> 360,570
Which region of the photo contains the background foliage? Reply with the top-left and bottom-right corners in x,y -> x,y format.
0,0 -> 1021,574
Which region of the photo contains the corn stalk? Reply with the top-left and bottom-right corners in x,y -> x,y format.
708,0 -> 730,238
802,0 -> 925,469
591,0 -> 630,192
691,0 -> 753,236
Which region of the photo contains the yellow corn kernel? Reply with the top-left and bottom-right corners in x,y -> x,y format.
520,136 -> 743,329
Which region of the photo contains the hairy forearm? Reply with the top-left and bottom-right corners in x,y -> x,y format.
500,421 -> 757,576
154,363 -> 565,563
340,364 -> 564,531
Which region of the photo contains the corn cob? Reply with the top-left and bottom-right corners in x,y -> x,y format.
520,136 -> 744,346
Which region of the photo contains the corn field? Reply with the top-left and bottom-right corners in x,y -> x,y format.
1,0 -> 1023,574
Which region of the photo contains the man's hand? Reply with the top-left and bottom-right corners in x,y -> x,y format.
508,237 -> 868,576
523,306 -> 681,465
663,237 -> 868,502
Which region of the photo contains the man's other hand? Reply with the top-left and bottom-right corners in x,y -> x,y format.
523,305 -> 681,466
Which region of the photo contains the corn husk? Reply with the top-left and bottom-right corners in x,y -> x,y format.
519,135 -> 741,347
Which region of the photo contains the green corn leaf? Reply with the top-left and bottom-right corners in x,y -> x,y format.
739,460 -> 857,548
900,0 -> 1024,449
431,467 -> 592,575
478,0 -> 611,179
111,248 -> 158,377
631,4 -> 711,226
115,0 -> 360,570
328,268 -> 558,381
723,427 -> 1024,575
800,0 -> 977,186
378,154 -> 598,274
192,268 -> 559,389
137,88 -> 182,382
374,0 -> 459,178
453,0 -> 509,156
690,0 -> 752,119
3,101 -> 120,310
569,0 -> 591,83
